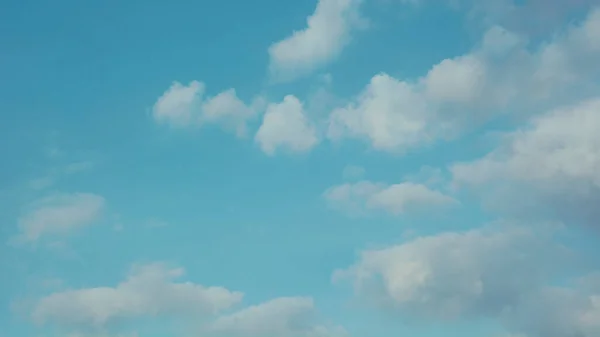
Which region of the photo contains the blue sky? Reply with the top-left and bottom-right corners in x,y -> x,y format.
2,0 -> 600,337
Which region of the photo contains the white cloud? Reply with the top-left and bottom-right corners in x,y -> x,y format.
334,225 -> 559,318
452,97 -> 600,187
451,97 -> 600,229
327,73 -> 436,152
324,181 -> 456,216
333,224 -> 600,336
153,81 -> 204,127
255,95 -> 319,155
423,54 -> 487,103
14,193 -> 105,244
327,7 -> 600,153
201,89 -> 257,137
208,297 -> 346,337
268,0 -> 365,82
32,263 -> 243,328
152,81 -> 258,136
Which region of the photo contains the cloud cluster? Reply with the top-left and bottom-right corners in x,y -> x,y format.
328,8 -> 600,152
16,2 -> 600,337
153,84 -> 318,155
323,6 -> 600,336
152,6 -> 600,157
154,5 -> 597,156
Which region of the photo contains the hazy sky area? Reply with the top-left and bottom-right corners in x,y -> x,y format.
1,0 -> 600,336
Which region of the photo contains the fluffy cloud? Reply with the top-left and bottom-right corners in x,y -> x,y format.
268,0 -> 365,81
152,81 -> 258,137
328,7 -> 600,153
324,181 -> 456,216
327,73 -> 439,152
452,98 -> 600,186
451,97 -> 600,229
30,267 -> 348,337
14,193 -> 105,243
32,263 -> 243,328
153,81 -> 204,127
255,95 -> 319,155
333,225 -> 560,319
334,224 -> 599,336
208,297 -> 346,337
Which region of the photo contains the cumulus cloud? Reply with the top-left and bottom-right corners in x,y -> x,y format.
268,0 -> 365,82
333,225 -> 560,318
153,81 -> 204,127
451,97 -> 600,229
14,193 -> 105,244
32,263 -> 243,328
327,73 -> 438,152
152,81 -> 258,137
255,95 -> 319,155
327,7 -> 600,153
29,268 -> 347,337
334,224 -> 599,336
208,297 -> 346,337
323,181 -> 456,216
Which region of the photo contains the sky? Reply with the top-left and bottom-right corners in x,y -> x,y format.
1,0 -> 600,336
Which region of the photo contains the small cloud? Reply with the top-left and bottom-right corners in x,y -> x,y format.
324,180 -> 457,216
255,95 -> 319,155
28,176 -> 56,190
341,165 -> 365,181
12,193 -> 106,244
64,161 -> 94,174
